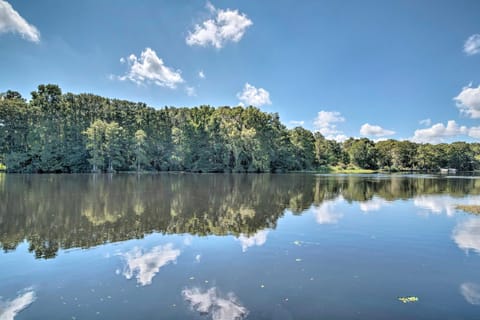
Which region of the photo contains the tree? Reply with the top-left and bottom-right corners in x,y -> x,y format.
134,129 -> 148,172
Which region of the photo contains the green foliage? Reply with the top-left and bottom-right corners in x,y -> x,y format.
1,84 -> 480,173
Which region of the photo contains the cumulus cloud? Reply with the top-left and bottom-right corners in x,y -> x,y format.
411,120 -> 468,143
119,244 -> 181,286
237,83 -> 271,107
313,111 -> 347,142
452,218 -> 480,254
460,282 -> 480,305
186,2 -> 252,49
419,118 -> 431,126
313,196 -> 344,224
199,70 -> 206,79
182,287 -> 248,320
454,85 -> 480,118
0,289 -> 36,320
0,0 -> 40,42
237,230 -> 268,252
118,48 -> 184,88
360,123 -> 395,137
464,34 -> 480,56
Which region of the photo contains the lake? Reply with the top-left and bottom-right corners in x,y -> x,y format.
0,173 -> 480,319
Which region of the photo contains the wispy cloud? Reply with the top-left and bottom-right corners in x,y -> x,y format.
0,0 -> 40,43
360,123 -> 395,137
119,244 -> 181,286
199,70 -> 206,79
419,118 -> 431,126
289,120 -> 305,127
237,83 -> 271,107
460,282 -> 480,305
464,34 -> 480,55
186,86 -> 197,97
0,289 -> 36,320
118,48 -> 184,89
186,2 -> 252,49
183,287 -> 248,320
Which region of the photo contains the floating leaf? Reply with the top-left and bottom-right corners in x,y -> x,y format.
398,296 -> 419,303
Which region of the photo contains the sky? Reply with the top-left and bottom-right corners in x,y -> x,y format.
1,0 -> 480,144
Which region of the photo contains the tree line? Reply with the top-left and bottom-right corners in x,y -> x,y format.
1,84 -> 480,173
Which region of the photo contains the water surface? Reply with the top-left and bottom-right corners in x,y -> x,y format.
1,173 -> 480,319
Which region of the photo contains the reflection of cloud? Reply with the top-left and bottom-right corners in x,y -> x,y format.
182,287 -> 248,320
359,197 -> 389,212
0,289 -> 36,320
414,195 -> 480,217
314,197 -> 343,224
452,218 -> 480,254
237,230 -> 268,252
119,244 -> 180,286
460,282 -> 480,305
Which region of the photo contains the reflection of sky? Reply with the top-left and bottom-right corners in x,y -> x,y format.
0,289 -> 36,320
414,195 -> 480,217
452,218 -> 480,254
119,243 -> 181,286
313,196 -> 343,224
182,287 -> 248,320
359,197 -> 390,212
237,230 -> 268,252
460,282 -> 480,305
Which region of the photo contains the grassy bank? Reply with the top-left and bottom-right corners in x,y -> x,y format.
456,205 -> 480,215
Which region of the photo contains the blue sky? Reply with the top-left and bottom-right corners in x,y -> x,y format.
1,0 -> 480,143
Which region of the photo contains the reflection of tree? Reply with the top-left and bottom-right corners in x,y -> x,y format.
1,173 -> 480,259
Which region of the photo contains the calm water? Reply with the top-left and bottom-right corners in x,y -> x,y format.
1,173 -> 480,319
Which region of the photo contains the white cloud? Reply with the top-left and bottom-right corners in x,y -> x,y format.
0,289 -> 36,320
237,230 -> 268,252
186,2 -> 252,49
313,111 -> 347,141
237,83 -> 271,107
313,196 -> 344,224
411,120 -> 468,144
118,48 -> 184,89
419,118 -> 431,126
460,282 -> 480,305
186,86 -> 197,97
0,0 -> 40,43
360,123 -> 395,137
469,126 -> 480,139
182,287 -> 248,320
464,34 -> 480,56
120,57 -> 126,64
454,85 -> 480,118
119,244 -> 181,286
199,70 -> 206,79
452,218 -> 480,254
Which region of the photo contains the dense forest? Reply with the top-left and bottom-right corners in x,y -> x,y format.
1,84 -> 480,173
